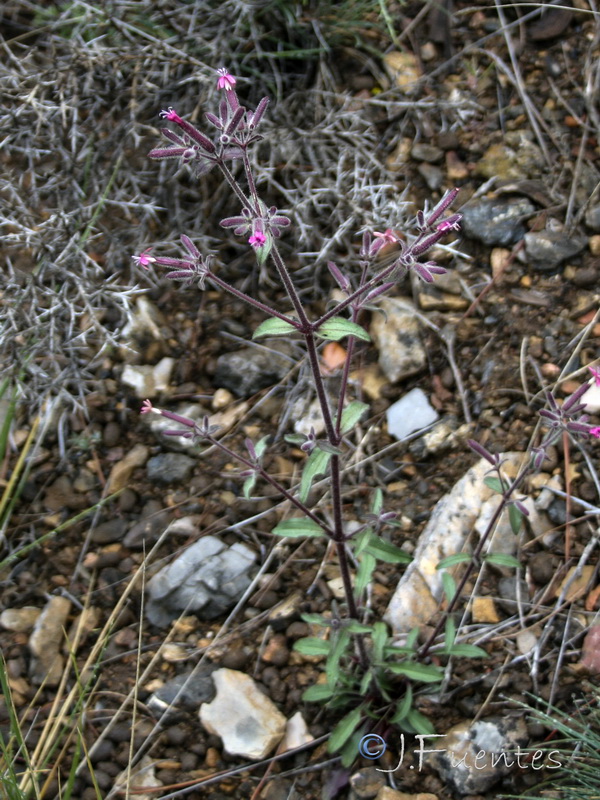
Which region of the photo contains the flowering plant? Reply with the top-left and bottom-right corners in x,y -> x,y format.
132,68 -> 600,764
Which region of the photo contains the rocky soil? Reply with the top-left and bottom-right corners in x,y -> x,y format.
2,2 -> 600,799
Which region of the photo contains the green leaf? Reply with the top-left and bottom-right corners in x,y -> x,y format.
242,474 -> 257,499
391,685 -> 413,723
315,441 -> 343,455
272,518 -> 325,538
328,706 -> 363,753
445,643 -> 489,658
354,527 -> 372,556
371,488 -> 384,516
372,621 -> 388,663
444,616 -> 456,648
383,644 -> 417,657
404,708 -> 436,735
317,318 -> 370,342
345,621 -> 374,634
386,662 -> 444,683
341,726 -> 367,767
299,448 -> 331,503
302,683 -> 334,702
484,476 -> 504,494
359,670 -> 372,696
405,627 -> 420,650
326,629 -> 351,687
484,552 -> 522,568
508,503 -> 523,534
441,571 -> 456,603
355,552 -> 376,598
339,401 -> 369,434
301,613 -> 327,626
364,534 -> 412,564
293,637 -> 330,656
252,317 -> 297,339
436,553 -> 471,569
254,435 -> 270,459
284,434 -> 305,445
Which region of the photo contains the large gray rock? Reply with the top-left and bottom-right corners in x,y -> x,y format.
146,452 -> 195,484
461,198 -> 535,246
146,535 -> 256,626
524,229 -> 587,272
214,346 -> 291,397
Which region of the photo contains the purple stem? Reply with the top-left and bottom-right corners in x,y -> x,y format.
203,433 -> 335,536
207,271 -> 300,327
217,158 -> 253,211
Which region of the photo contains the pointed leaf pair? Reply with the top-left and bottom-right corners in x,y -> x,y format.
253,317 -> 298,339
317,318 -> 370,342
272,518 -> 325,538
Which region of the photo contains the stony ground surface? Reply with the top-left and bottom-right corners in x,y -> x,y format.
2,1 -> 600,799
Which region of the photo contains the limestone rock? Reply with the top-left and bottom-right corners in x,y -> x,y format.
29,596 -> 71,686
200,669 -> 286,759
428,716 -> 528,794
370,298 -> 426,383
386,388 -> 438,441
146,535 -> 256,626
385,454 -> 525,633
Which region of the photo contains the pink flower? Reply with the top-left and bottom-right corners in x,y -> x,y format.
159,107 -> 183,124
132,248 -> 156,269
249,232 -> 266,247
140,399 -> 154,414
436,218 -> 461,234
216,68 -> 236,91
373,229 -> 399,244
589,366 -> 600,386
591,427 -> 600,439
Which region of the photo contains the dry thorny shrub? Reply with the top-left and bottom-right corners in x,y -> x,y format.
0,0 -> 487,425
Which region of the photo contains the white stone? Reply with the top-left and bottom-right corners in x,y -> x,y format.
114,755 -> 161,799
200,669 -> 286,759
292,396 -> 325,438
121,357 -> 175,398
0,607 -> 40,632
120,296 -> 164,342
582,378 -> 600,413
282,712 -> 314,751
146,535 -> 256,626
385,454 -> 526,633
386,388 -> 438,440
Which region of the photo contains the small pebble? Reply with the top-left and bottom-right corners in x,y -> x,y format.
103,422 -> 122,447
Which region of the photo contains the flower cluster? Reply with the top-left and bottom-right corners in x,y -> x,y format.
132,235 -> 211,288
361,189 -> 462,284
148,68 -> 269,177
220,202 -> 290,250
532,377 -> 600,468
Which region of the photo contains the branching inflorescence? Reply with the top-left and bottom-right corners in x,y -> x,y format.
132,68 -> 600,762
